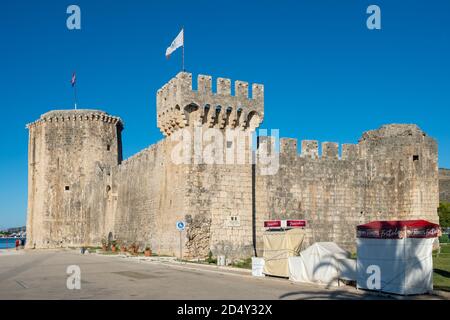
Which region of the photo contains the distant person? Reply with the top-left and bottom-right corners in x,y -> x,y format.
15,239 -> 20,250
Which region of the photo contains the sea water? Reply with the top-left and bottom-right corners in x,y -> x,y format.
0,238 -> 26,249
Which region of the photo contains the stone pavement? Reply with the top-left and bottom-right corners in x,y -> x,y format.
0,250 -> 444,300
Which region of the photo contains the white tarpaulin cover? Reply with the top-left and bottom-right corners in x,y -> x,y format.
357,238 -> 435,295
356,220 -> 439,295
263,229 -> 305,277
288,242 -> 354,287
251,257 -> 265,277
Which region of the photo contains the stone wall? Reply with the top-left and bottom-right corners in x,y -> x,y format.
440,168 -> 450,203
183,157 -> 255,258
255,124 -> 439,252
112,139 -> 188,255
255,140 -> 366,253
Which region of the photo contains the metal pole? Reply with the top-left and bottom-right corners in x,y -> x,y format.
74,84 -> 78,110
182,27 -> 185,71
179,230 -> 182,261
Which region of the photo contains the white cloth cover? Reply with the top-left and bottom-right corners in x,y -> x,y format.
288,242 -> 353,286
251,257 -> 265,277
263,229 -> 305,277
356,238 -> 434,295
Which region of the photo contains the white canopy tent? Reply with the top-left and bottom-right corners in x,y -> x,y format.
356,220 -> 440,295
288,242 -> 356,287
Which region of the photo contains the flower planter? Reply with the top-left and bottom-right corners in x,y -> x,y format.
129,243 -> 138,255
144,249 -> 152,257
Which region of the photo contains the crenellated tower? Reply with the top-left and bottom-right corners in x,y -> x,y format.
156,72 -> 264,136
26,109 -> 123,248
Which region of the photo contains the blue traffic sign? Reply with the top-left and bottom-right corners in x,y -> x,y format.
176,220 -> 185,231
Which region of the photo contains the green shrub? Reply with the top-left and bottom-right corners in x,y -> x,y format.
206,250 -> 217,264
232,257 -> 252,269
438,202 -> 450,229
439,234 -> 449,243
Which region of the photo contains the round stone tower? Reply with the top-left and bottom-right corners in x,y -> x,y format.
26,109 -> 123,248
358,124 -> 439,223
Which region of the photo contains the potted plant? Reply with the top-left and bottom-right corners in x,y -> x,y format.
111,240 -> 117,252
144,246 -> 152,257
120,243 -> 127,253
129,243 -> 138,255
101,238 -> 107,251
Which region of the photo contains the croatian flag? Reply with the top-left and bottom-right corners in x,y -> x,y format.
71,72 -> 76,87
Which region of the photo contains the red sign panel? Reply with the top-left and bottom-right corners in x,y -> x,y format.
264,219 -> 307,229
286,220 -> 307,227
264,220 -> 281,228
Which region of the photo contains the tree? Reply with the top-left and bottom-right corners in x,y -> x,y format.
438,202 -> 450,228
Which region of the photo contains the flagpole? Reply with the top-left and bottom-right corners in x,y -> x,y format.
73,83 -> 78,110
182,27 -> 185,71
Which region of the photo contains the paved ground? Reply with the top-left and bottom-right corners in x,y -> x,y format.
0,250 -> 443,300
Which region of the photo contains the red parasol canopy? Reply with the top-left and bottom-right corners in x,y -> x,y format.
356,219 -> 440,239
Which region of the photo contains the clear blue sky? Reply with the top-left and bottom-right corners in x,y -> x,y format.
0,0 -> 449,228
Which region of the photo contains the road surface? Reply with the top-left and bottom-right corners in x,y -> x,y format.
0,250 -> 439,300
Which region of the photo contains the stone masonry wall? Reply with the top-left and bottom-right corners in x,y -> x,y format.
439,168 -> 450,203
255,124 -> 439,253
109,138 -> 188,256
255,138 -> 366,253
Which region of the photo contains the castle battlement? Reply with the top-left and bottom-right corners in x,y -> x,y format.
26,109 -> 123,128
119,142 -> 161,167
262,124 -> 435,163
342,143 -> 360,160
299,140 -> 347,160
276,138 -> 359,161
156,72 -> 264,136
261,137 -> 361,161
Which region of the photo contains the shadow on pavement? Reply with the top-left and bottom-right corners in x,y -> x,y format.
279,288 -> 384,300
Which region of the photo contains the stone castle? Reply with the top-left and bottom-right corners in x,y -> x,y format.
26,72 -> 440,258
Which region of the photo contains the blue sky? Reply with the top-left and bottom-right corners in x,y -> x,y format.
0,0 -> 449,228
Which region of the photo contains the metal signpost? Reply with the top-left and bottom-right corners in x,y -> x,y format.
176,220 -> 185,261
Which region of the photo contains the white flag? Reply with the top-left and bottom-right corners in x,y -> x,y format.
166,29 -> 184,58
